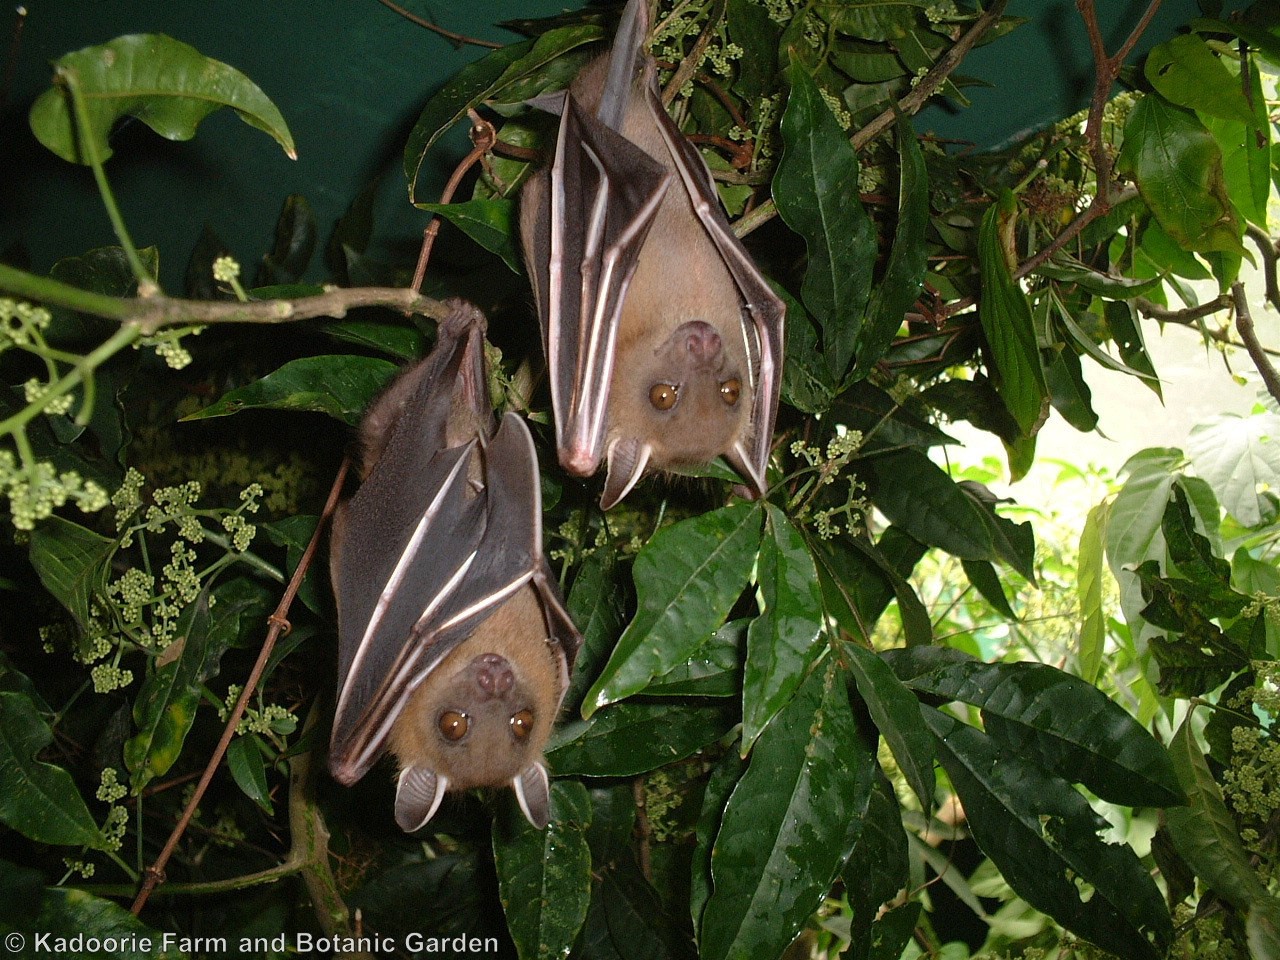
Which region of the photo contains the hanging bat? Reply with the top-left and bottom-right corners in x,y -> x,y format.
519,0 -> 785,509
328,301 -> 581,830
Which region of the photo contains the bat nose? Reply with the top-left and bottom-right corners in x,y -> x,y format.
474,653 -> 514,699
680,321 -> 722,362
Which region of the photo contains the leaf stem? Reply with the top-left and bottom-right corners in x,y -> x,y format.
57,66 -> 158,295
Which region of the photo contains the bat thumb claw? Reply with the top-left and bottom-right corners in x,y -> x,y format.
395,766 -> 448,832
513,763 -> 551,829
600,440 -> 650,509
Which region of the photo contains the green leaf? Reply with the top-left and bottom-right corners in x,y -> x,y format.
29,34 -> 295,164
183,355 -> 396,425
1144,35 -> 1256,125
0,692 -> 107,849
1117,93 -> 1244,255
316,320 -> 424,361
700,663 -> 874,960
124,581 -> 268,791
226,736 -> 273,814
583,503 -> 762,714
563,554 -> 629,712
846,644 -> 935,811
844,768 -> 911,960
258,194 -> 317,285
495,780 -> 592,960
960,557 -> 1018,617
865,449 -> 996,562
1035,256 -> 1164,299
812,532 -> 932,648
1076,502 -> 1108,684
853,116 -> 927,379
1186,411 -> 1280,527
415,199 -> 523,274
1203,57 -> 1271,229
33,887 -> 186,958
925,708 -> 1172,960
28,516 -> 114,633
779,285 -> 837,415
1249,899 -> 1280,960
1165,716 -> 1272,911
404,24 -> 603,202
646,620 -> 745,698
547,701 -> 736,777
891,654 -> 1183,807
977,195 -> 1048,437
774,63 -> 875,383
742,505 -> 823,750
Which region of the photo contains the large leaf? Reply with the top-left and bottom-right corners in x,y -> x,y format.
547,701 -> 737,777
853,116 -> 927,378
124,580 -> 270,791
1165,716 -> 1274,913
888,652 -> 1183,807
29,34 -> 294,164
583,504 -> 762,714
1076,501 -> 1108,684
699,663 -> 874,960
414,199 -> 523,274
812,531 -> 932,649
184,355 -> 397,426
741,505 -> 823,750
844,768 -> 911,960
774,63 -> 875,383
976,194 -> 1048,438
925,708 -> 1172,960
846,644 -> 935,811
1144,34 -> 1256,125
864,449 -> 996,562
1186,411 -> 1280,527
494,781 -> 593,960
0,692 -> 107,849
29,887 -> 185,958
28,516 -> 114,633
1117,93 -> 1243,255
404,24 -> 602,202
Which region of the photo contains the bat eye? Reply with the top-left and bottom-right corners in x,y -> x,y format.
719,379 -> 741,405
438,710 -> 469,741
510,709 -> 535,740
649,383 -> 678,411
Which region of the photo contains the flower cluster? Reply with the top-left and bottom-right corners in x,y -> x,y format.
789,428 -> 867,539
219,684 -> 299,738
0,450 -> 110,531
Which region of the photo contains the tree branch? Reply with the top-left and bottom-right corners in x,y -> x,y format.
1233,281 -> 1280,404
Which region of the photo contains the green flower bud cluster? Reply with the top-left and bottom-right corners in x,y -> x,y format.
0,297 -> 52,348
219,684 -> 298,737
789,428 -> 867,539
0,450 -> 110,531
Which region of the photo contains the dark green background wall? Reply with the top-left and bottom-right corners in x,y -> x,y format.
0,0 -> 1244,290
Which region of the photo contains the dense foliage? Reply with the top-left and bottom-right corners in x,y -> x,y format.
0,1 -> 1278,958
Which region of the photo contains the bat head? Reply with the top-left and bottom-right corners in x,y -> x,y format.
386,587 -> 563,830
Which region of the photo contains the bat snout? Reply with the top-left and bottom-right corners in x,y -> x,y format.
473,653 -> 515,700
676,320 -> 723,366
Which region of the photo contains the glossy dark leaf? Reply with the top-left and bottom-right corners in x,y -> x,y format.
28,516 -> 114,633
774,63 -> 875,383
258,194 -> 317,285
415,199 -> 523,274
583,503 -> 762,714
183,355 -> 396,425
742,505 -> 823,749
844,768 -> 911,960
925,708 -> 1172,960
494,781 -> 592,960
976,195 -> 1048,437
226,735 -> 273,814
846,644 -> 934,810
29,34 -> 295,164
893,653 -> 1182,807
0,692 -> 107,850
546,701 -> 736,778
700,663 -> 874,960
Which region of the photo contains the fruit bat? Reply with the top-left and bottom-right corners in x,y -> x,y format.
519,0 -> 785,509
328,301 -> 581,830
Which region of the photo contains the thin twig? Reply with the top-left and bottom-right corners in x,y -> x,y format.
373,0 -> 501,49
0,261 -> 451,335
130,458 -> 351,915
852,0 -> 1011,151
1135,295 -> 1232,324
409,110 -> 497,295
1,5 -> 26,110
1233,282 -> 1280,404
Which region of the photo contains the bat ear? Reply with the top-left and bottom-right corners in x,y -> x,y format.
601,438 -> 651,509
395,765 -> 449,832
723,440 -> 767,501
512,762 -> 551,829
